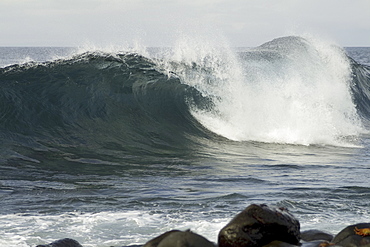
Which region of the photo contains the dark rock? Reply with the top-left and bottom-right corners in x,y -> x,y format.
262,240 -> 300,247
332,223 -> 370,247
120,245 -> 143,247
301,229 -> 333,242
119,245 -> 143,247
143,230 -> 181,247
36,238 -> 83,247
300,240 -> 340,247
218,204 -> 300,247
143,229 -> 215,247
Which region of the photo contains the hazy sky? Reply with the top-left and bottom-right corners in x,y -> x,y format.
1,0 -> 369,47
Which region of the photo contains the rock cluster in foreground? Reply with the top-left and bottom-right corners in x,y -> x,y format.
36,204 -> 370,247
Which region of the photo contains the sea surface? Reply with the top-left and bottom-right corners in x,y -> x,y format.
0,36 -> 370,247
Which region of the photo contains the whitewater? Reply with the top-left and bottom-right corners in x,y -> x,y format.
0,35 -> 369,247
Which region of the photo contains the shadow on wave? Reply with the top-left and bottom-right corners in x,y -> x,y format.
0,52 -> 215,160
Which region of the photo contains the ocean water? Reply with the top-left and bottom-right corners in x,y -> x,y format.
0,36 -> 370,247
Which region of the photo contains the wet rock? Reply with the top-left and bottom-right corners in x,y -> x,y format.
36,238 -> 83,247
332,223 -> 370,247
119,245 -> 143,247
120,245 -> 143,247
143,229 -> 215,247
218,204 -> 300,247
301,229 -> 333,242
300,240 -> 341,247
262,240 -> 300,247
143,230 -> 181,247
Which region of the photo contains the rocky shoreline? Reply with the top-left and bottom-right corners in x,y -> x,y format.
36,204 -> 370,247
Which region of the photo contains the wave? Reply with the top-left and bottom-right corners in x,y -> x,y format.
0,52 -> 212,158
350,59 -> 370,118
1,36 -> 370,156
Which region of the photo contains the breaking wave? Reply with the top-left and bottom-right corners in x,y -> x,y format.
1,36 -> 369,155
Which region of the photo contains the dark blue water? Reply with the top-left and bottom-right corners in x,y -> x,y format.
0,37 -> 369,247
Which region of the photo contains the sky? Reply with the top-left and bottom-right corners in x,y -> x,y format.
0,0 -> 369,47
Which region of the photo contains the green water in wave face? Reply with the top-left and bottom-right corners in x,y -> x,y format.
1,43 -> 370,246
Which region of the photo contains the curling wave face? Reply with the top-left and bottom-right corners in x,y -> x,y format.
0,51 -> 213,160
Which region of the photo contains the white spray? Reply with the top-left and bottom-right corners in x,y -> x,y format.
161,35 -> 364,146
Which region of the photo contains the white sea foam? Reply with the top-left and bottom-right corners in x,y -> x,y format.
0,207 -> 367,246
168,35 -> 365,146
0,211 -> 228,246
